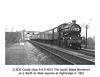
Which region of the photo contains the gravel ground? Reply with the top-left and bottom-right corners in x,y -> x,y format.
5,42 -> 56,65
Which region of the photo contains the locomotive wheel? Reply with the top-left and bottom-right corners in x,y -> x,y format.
69,44 -> 72,48
76,46 -> 81,50
79,46 -> 81,50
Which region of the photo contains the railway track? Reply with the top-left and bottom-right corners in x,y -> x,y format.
29,40 -> 95,65
63,47 -> 95,58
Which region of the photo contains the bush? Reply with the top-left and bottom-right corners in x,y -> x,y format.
81,36 -> 95,49
5,32 -> 22,47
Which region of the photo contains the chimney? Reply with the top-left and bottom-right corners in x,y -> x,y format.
72,20 -> 76,24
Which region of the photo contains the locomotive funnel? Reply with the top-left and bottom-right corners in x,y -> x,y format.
72,20 -> 76,24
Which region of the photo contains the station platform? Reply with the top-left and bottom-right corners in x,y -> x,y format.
5,41 -> 55,65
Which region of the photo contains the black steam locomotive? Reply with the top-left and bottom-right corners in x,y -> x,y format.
30,20 -> 82,49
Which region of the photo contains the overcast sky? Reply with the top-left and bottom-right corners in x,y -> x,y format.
1,0 -> 97,37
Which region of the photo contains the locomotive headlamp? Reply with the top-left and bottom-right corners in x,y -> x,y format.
70,37 -> 72,40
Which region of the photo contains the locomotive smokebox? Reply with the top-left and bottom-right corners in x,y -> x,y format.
70,24 -> 81,35
62,20 -> 81,36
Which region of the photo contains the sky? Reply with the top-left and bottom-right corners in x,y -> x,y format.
0,0 -> 98,37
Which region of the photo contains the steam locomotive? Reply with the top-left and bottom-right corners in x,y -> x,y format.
30,20 -> 82,49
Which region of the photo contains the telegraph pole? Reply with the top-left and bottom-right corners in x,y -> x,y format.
83,19 -> 92,49
85,25 -> 88,48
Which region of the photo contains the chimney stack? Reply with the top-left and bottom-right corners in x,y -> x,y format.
72,20 -> 76,24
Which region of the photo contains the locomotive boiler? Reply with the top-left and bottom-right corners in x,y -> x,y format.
30,20 -> 82,49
